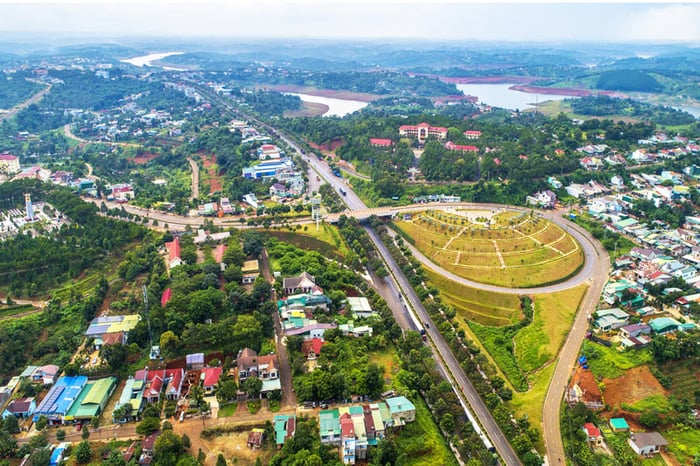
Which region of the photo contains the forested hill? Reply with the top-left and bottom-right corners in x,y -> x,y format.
0,180 -> 148,297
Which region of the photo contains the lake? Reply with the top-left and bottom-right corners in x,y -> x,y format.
120,52 -> 185,69
456,83 -> 571,111
285,93 -> 368,117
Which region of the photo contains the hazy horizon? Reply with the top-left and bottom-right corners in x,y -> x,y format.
0,2 -> 698,44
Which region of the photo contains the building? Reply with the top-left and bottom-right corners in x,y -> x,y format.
444,141 -> 478,152
247,428 -> 265,448
398,122 -> 448,142
201,367 -> 222,395
526,190 -> 557,209
595,308 -> 629,331
609,417 -> 630,432
133,368 -> 184,403
84,315 -> 141,349
283,271 -> 319,295
236,348 -> 281,396
110,183 -> 135,202
463,130 -> 481,139
64,377 -> 117,423
113,377 -> 145,422
369,138 -> 393,148
2,397 -> 36,419
346,297 -> 375,319
274,415 -> 296,447
20,364 -> 59,385
0,153 -> 20,174
582,423 -> 603,446
648,317 -> 681,335
320,409 -> 342,446
242,159 -> 294,179
165,237 -> 183,269
628,432 -> 668,456
33,375 -> 89,424
619,323 -> 651,339
242,260 -> 260,284
384,396 -> 415,426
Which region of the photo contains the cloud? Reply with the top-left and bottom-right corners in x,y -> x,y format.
616,4 -> 700,42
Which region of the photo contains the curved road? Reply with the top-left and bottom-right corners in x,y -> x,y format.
0,81 -> 51,123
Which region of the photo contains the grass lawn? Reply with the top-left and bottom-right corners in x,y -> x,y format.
395,396 -> 459,466
218,402 -> 238,417
267,223 -> 349,259
664,426 -> 700,465
515,285 -> 588,373
510,363 -> 554,449
624,394 -> 672,413
584,343 -> 653,380
369,344 -> 399,384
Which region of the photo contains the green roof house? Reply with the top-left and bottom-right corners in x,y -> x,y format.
610,417 -> 629,432
649,317 -> 681,335
385,396 -> 415,426
319,409 -> 341,446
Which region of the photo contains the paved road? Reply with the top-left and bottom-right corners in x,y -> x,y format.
187,157 -> 200,201
0,81 -> 51,123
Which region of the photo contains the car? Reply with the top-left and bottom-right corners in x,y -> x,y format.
320,402 -> 329,409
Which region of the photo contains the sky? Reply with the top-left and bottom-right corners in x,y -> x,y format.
0,1 -> 699,43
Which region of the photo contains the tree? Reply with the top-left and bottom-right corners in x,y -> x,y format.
34,415 -> 48,431
81,424 -> 90,440
640,410 -> 661,428
75,440 -> 93,464
28,432 -> 48,450
55,429 -> 66,441
137,416 -> 162,436
154,430 -> 184,465
3,415 -> 19,434
242,377 -> 263,399
182,433 -> 191,449
113,404 -> 132,423
242,231 -> 264,258
160,330 -> 180,357
0,429 -> 17,458
216,454 -> 227,466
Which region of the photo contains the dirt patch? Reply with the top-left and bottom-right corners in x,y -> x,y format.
511,84 -> 626,98
207,431 -> 274,466
128,152 -> 158,165
285,101 -> 329,118
308,139 -> 344,152
199,154 -> 224,193
602,365 -> 667,409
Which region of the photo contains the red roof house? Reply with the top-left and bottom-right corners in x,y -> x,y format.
202,367 -> 223,394
161,288 -> 172,307
463,130 -> 482,139
369,138 -> 393,147
301,338 -> 325,360
444,141 -> 478,152
165,237 -> 182,269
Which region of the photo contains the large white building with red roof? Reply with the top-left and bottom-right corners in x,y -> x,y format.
165,237 -> 183,269
0,153 -> 20,175
398,122 -> 448,142
444,141 -> 478,152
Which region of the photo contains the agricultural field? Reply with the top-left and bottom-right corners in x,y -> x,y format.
394,209 -> 584,287
658,359 -> 700,404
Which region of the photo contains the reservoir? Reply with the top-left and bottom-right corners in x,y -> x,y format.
456,83 -> 571,111
285,93 -> 368,117
120,52 -> 185,69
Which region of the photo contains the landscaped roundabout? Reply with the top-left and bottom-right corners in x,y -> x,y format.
393,208 -> 584,288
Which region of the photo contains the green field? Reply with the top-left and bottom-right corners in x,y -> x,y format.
217,403 -> 238,417
583,342 -> 653,380
395,209 -> 584,287
396,396 -> 459,466
665,426 -> 700,465
658,360 -> 700,403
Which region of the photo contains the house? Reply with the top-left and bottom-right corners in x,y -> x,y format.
629,432 -> 668,456
274,415 -> 296,447
0,153 -> 20,174
384,396 -> 415,426
526,190 -> 557,209
247,428 -> 264,448
595,308 -> 629,331
301,338 -> 325,361
2,397 -> 36,419
619,323 -> 651,339
286,322 -> 337,339
201,367 -> 222,395
369,138 -> 393,148
283,271 -> 318,295
547,176 -> 563,190
110,183 -> 135,201
20,364 -> 59,385
398,122 -> 448,142
340,412 -> 356,464
320,409 -> 342,446
463,130 -> 481,139
269,182 -> 290,198
609,417 -> 630,432
165,237 -> 183,269
582,423 -> 603,446
444,141 -> 478,152
186,353 -> 205,370
242,260 -> 260,284
139,430 -> 161,464
346,297 -> 376,319
610,175 -> 625,190
236,348 -> 281,396
339,321 -> 373,338
85,315 -> 141,350
113,377 -> 145,422
648,317 -> 681,335
565,183 -> 587,199
580,156 -> 604,171
133,369 -> 184,403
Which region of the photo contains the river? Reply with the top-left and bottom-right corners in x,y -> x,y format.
456,83 -> 571,111
120,52 -> 186,70
285,93 -> 368,117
